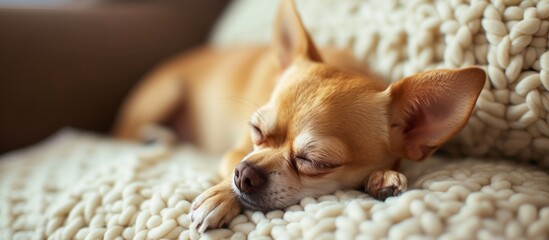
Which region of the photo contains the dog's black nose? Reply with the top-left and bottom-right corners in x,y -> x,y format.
234,162 -> 265,193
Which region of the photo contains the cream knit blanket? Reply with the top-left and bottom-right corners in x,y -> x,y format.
212,0 -> 549,166
1,130 -> 548,239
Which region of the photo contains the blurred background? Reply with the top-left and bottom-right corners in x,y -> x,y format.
0,0 -> 230,153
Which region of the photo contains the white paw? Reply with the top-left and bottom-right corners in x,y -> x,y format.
190,182 -> 242,232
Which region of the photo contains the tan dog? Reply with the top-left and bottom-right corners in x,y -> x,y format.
114,0 -> 485,232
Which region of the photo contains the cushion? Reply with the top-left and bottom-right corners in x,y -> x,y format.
211,0 -> 549,166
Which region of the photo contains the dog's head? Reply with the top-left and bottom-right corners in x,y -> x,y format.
232,0 -> 485,210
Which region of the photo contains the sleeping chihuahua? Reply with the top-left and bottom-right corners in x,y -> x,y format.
114,0 -> 485,232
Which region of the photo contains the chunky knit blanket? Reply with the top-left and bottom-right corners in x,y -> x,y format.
1,130 -> 548,239
212,0 -> 549,166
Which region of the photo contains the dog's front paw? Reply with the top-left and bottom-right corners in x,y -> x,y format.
366,170 -> 407,201
190,181 -> 242,232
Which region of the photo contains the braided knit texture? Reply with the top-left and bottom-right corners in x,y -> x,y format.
211,0 -> 549,166
1,130 -> 549,239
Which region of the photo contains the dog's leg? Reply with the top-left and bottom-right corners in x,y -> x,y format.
113,71 -> 183,143
191,132 -> 252,232
138,124 -> 177,145
366,170 -> 407,200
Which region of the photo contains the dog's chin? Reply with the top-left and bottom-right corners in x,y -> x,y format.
236,193 -> 266,211
231,184 -> 296,211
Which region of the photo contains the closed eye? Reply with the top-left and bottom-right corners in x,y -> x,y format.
295,155 -> 311,163
249,122 -> 264,144
292,134 -> 346,175
294,154 -> 337,170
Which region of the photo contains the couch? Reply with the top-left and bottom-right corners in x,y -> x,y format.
1,0 -> 548,239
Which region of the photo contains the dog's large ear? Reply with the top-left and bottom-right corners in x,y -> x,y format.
387,67 -> 485,161
274,0 -> 322,70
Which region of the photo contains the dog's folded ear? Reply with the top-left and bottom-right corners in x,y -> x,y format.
274,0 -> 322,70
387,67 -> 486,161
